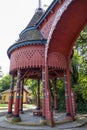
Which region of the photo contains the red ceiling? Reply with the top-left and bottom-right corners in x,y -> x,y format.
48,0 -> 87,58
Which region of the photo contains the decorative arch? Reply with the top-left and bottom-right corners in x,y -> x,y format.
45,0 -> 87,61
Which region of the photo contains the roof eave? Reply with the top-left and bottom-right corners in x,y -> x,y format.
7,39 -> 47,58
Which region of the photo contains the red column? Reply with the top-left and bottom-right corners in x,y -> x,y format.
42,67 -> 46,118
64,74 -> 71,117
53,79 -> 59,113
71,90 -> 76,116
36,80 -> 40,110
13,70 -> 21,119
6,75 -> 14,118
45,65 -> 54,127
19,79 -> 24,114
67,68 -> 74,120
64,64 -> 74,121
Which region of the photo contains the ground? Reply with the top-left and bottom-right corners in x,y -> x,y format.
0,125 -> 87,130
0,106 -> 87,130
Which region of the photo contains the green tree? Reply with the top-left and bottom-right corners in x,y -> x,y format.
0,74 -> 11,93
76,26 -> 87,76
0,66 -> 3,79
71,26 -> 87,113
71,50 -> 79,84
25,79 -> 42,104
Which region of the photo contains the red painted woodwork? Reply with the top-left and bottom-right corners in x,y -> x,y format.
7,75 -> 14,115
36,80 -> 40,110
42,67 -> 46,118
53,79 -> 59,113
71,90 -> 76,116
40,0 -> 65,39
66,63 -> 74,120
19,80 -> 24,113
10,45 -> 45,72
44,0 -> 87,59
45,64 -> 54,126
64,74 -> 71,116
48,52 -> 67,69
14,70 -> 21,117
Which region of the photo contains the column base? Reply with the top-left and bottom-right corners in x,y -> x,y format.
12,116 -> 21,122
46,111 -> 55,127
6,112 -> 13,118
40,116 -> 47,125
66,113 -> 74,121
54,108 -> 59,113
46,119 -> 55,127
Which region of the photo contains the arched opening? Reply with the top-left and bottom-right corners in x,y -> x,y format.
46,0 -> 87,124
71,26 -> 87,114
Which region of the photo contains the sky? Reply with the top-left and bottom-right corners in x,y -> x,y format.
0,0 -> 53,75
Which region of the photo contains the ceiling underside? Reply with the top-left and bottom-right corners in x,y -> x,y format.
48,0 -> 87,58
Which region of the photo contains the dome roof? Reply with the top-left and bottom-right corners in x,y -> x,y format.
17,7 -> 45,43
25,8 -> 44,28
17,29 -> 44,43
7,8 -> 47,58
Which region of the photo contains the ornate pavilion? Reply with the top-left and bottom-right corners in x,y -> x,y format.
6,0 -> 87,127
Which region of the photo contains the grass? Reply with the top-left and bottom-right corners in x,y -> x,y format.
23,104 -> 35,109
0,104 -> 8,110
0,103 -> 36,110
0,104 -> 8,107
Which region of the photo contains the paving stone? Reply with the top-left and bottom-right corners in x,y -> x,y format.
0,110 -> 87,130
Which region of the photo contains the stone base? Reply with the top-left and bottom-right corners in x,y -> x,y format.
66,115 -> 74,121
6,113 -> 13,118
46,119 -> 55,127
12,116 -> 21,122
40,117 -> 47,125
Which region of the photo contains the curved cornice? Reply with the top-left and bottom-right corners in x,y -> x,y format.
7,39 -> 47,58
20,26 -> 36,36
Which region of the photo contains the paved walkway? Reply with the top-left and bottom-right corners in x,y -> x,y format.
0,110 -> 87,130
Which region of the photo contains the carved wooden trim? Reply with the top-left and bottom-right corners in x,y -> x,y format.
10,45 -> 45,72
48,52 -> 67,70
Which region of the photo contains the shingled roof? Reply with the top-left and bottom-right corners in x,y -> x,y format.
26,8 -> 45,28
7,8 -> 47,57
17,29 -> 45,43
17,8 -> 45,43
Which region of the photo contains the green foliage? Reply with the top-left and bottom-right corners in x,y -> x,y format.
0,74 -> 11,93
71,50 -> 80,84
0,66 -> 3,79
26,79 -> 37,99
56,79 -> 66,111
49,80 -> 54,102
76,26 -> 87,76
78,75 -> 87,101
25,79 -> 42,104
71,26 -> 87,113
